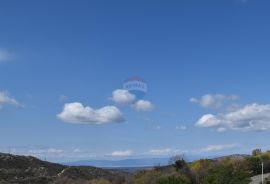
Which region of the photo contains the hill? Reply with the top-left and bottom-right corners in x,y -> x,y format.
0,153 -> 130,184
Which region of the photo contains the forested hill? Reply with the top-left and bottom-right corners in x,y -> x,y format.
0,153 -> 129,184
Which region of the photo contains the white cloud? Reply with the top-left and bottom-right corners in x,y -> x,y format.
0,49 -> 13,63
176,125 -> 187,131
57,102 -> 125,124
149,148 -> 172,155
133,100 -> 154,111
200,144 -> 237,152
190,94 -> 238,109
110,89 -> 136,105
47,148 -> 64,154
0,91 -> 21,108
196,114 -> 222,127
111,150 -> 133,157
73,148 -> 81,153
28,148 -> 64,156
148,148 -> 185,156
196,103 -> 270,132
110,89 -> 155,112
217,127 -> 227,132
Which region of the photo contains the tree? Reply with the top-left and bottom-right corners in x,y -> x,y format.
169,155 -> 186,165
202,162 -> 250,184
247,156 -> 263,175
190,159 -> 212,183
174,159 -> 188,172
252,149 -> 262,156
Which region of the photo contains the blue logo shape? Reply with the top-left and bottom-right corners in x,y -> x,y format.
123,76 -> 147,99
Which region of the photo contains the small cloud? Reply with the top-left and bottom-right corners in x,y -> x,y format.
217,127 -> 227,132
200,144 -> 238,152
196,114 -> 221,128
133,100 -> 154,112
110,89 -> 136,105
110,85 -> 155,113
176,125 -> 187,131
73,148 -> 81,153
28,148 -> 64,156
0,91 -> 21,108
148,148 -> 186,156
149,148 -> 172,156
57,102 -> 125,124
190,94 -> 238,109
47,148 -> 64,154
0,49 -> 13,63
111,150 -> 133,157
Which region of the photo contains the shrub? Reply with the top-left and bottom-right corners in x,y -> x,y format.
89,179 -> 112,184
202,162 -> 250,184
157,176 -> 190,184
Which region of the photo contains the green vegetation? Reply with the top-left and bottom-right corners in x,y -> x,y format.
247,150 -> 270,175
134,149 -> 270,184
89,179 -> 112,184
201,160 -> 250,184
157,176 -> 190,184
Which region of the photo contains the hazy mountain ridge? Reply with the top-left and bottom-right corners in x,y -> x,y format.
64,154 -> 249,168
65,157 -> 170,168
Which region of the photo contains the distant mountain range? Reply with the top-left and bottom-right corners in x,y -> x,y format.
64,154 -> 250,168
64,157 -> 170,168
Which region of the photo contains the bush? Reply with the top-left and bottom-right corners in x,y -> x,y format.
89,179 -> 112,184
157,176 -> 190,184
202,162 -> 250,184
190,159 -> 212,183
134,170 -> 161,184
247,156 -> 262,175
252,149 -> 262,156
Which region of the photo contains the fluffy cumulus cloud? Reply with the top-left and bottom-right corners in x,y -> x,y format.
0,91 -> 20,108
190,94 -> 238,109
110,89 -> 136,105
110,89 -> 155,112
111,150 -> 133,157
196,103 -> 270,132
0,49 -> 13,63
133,100 -> 154,111
149,148 -> 172,156
200,144 -> 238,152
57,102 -> 125,124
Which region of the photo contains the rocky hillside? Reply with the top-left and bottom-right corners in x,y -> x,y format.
0,153 -> 130,184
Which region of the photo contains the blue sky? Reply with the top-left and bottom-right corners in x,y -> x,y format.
1,0 -> 270,162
